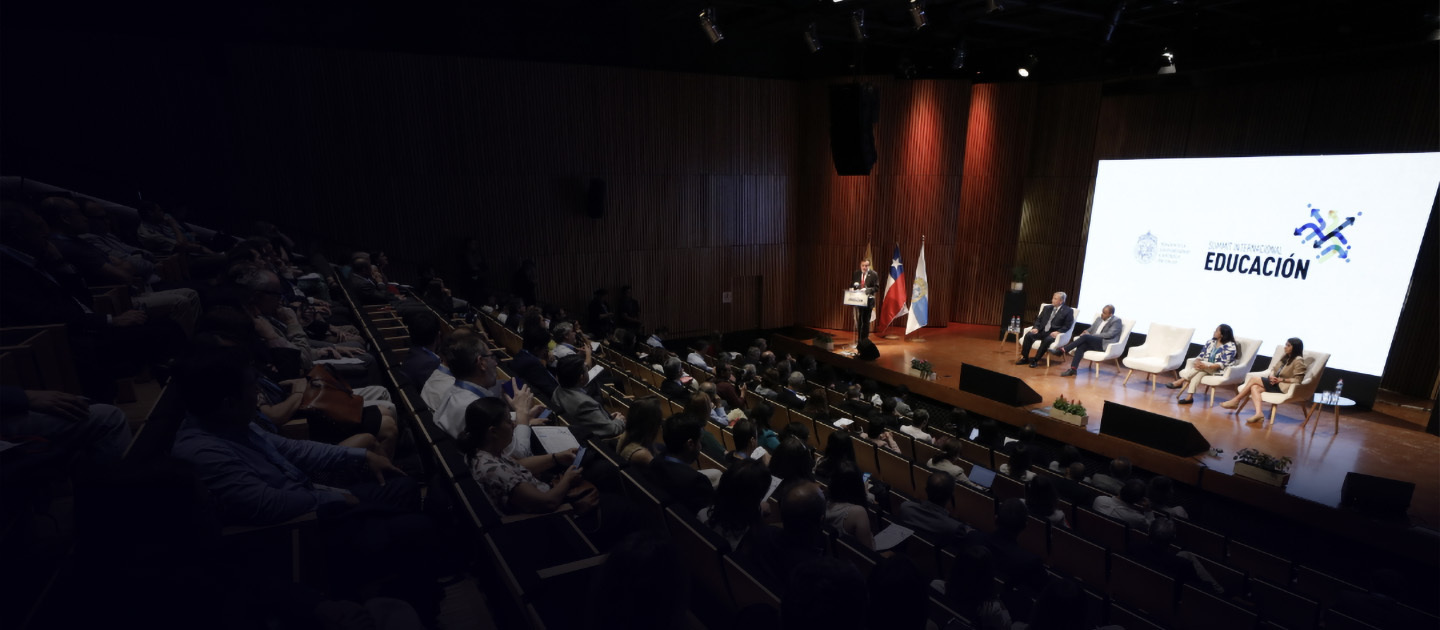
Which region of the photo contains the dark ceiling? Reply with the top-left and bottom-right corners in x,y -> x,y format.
4,0 -> 1438,82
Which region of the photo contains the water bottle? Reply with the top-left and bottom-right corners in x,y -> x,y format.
1334,379 -> 1344,403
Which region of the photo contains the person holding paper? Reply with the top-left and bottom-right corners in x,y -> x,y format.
896,472 -> 970,548
1016,291 -> 1074,368
552,355 -> 625,439
722,419 -> 772,469
457,397 -> 586,515
1056,304 -> 1122,377
646,414 -> 715,514
851,259 -> 880,342
825,461 -> 876,550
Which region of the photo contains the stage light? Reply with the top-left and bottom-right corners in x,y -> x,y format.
851,9 -> 868,41
1018,54 -> 1037,78
698,8 -> 724,44
1158,47 -> 1176,74
951,42 -> 967,70
803,23 -> 822,53
908,0 -> 927,30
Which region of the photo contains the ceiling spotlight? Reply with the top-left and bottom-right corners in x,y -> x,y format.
951,42 -> 968,70
851,9 -> 868,41
698,8 -> 724,44
803,23 -> 822,53
908,0 -> 927,30
1018,54 -> 1037,78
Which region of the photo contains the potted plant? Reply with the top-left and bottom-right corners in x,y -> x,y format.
1048,395 -> 1087,426
1010,265 -> 1029,292
813,333 -> 834,351
908,358 -> 936,381
1232,448 -> 1292,487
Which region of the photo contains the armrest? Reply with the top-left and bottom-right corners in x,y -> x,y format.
499,502 -> 574,525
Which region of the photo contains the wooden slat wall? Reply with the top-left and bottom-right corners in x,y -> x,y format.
793,77 -> 972,332
950,83 -> 1038,325
224,46 -> 799,335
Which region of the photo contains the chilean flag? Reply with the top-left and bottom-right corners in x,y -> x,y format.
878,244 -> 909,331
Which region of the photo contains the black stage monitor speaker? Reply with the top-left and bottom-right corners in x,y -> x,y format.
958,364 -> 1043,407
1098,401 -> 1211,457
856,338 -> 880,361
1341,472 -> 1414,520
829,83 -> 879,176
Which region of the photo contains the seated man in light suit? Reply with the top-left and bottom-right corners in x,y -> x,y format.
1016,291 -> 1074,368
1055,304 -> 1122,377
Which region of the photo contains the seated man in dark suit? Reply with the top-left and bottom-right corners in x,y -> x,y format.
507,328 -> 560,399
1016,291 -> 1075,368
962,498 -> 1049,594
658,359 -> 690,401
1055,461 -> 1100,508
345,257 -> 397,306
645,413 -> 713,514
1056,304 -> 1123,377
773,371 -> 808,410
897,471 -> 972,549
1086,457 -> 1130,495
396,310 -> 442,388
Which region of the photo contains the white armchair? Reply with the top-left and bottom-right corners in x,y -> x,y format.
1081,317 -> 1137,377
1245,346 -> 1330,426
1122,323 -> 1196,391
1190,336 -> 1263,406
1027,302 -> 1078,367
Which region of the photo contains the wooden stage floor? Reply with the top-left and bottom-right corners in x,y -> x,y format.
793,323 -> 1440,528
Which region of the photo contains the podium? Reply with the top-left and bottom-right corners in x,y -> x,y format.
844,289 -> 871,347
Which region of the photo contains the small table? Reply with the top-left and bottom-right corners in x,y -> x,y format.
1000,327 -> 1021,352
1304,393 -> 1354,435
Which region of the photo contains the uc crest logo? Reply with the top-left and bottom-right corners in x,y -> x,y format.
1134,232 -> 1158,264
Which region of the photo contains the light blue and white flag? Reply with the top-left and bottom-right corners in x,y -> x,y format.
905,240 -> 929,335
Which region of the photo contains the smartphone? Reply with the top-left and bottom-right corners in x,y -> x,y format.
502,378 -> 526,397
572,446 -> 587,467
862,472 -> 872,484
537,409 -> 552,420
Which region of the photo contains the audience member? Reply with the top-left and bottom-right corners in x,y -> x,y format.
420,327 -> 472,410
396,310 -> 442,388
744,481 -> 831,594
1055,461 -> 1099,508
814,430 -> 858,485
927,439 -> 972,486
614,397 -> 664,467
748,403 -> 781,451
509,328 -> 560,398
552,354 -> 625,439
1127,517 -> 1226,596
1093,478 -> 1154,529
1147,475 -> 1189,520
458,397 -> 585,515
1049,444 -> 1081,473
897,471 -> 970,548
942,545 -> 1013,630
962,498 -> 1049,593
697,458 -> 772,551
0,386 -> 131,472
725,418 -> 771,468
767,437 -> 815,495
825,461 -> 875,549
775,371 -> 808,409
899,408 -> 934,444
1086,456 -> 1130,494
646,414 -> 714,514
659,359 -> 689,401
1025,475 -> 1068,527
999,443 -> 1037,482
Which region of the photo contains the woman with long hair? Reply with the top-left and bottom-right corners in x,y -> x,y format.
814,430 -> 857,484
825,461 -> 875,550
1222,337 -> 1309,424
1168,323 -> 1238,405
616,397 -> 664,466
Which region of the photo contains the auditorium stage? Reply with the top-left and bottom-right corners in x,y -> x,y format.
772,323 -> 1439,529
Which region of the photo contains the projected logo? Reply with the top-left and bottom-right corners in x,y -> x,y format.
1293,204 -> 1362,263
1134,232 -> 1158,264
